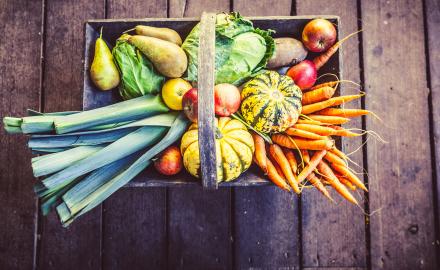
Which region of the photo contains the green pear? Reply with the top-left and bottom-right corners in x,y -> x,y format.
134,25 -> 182,46
128,35 -> 187,78
90,28 -> 120,91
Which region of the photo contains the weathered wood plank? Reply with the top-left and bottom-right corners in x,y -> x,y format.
231,2 -> 300,269
101,1 -> 168,269
0,1 -> 43,269
37,1 -> 104,269
102,189 -> 167,269
425,0 -> 440,252
167,2 -> 232,269
361,0 -> 437,269
169,0 -> 229,18
296,1 -> 367,268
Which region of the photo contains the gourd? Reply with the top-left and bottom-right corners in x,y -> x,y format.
240,71 -> 302,133
180,117 -> 254,182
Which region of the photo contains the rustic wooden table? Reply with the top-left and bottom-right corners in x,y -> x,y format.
1,0 -> 439,269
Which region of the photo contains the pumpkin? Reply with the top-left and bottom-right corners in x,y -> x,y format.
180,117 -> 254,182
240,70 -> 302,133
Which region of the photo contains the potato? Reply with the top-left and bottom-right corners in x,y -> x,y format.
267,38 -> 308,69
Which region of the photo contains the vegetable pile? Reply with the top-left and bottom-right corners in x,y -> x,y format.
3,13 -> 374,226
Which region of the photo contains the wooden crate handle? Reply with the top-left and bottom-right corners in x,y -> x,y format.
197,12 -> 218,189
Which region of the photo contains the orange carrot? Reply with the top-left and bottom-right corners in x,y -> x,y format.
307,115 -> 350,125
330,147 -> 348,161
252,132 -> 267,173
269,144 -> 300,193
337,175 -> 357,190
316,108 -> 370,118
329,125 -> 361,137
266,157 -> 291,191
302,86 -> 336,105
293,124 -> 338,136
301,149 -> 310,164
301,94 -> 363,114
285,127 -> 328,140
272,134 -> 334,150
331,164 -> 368,191
307,172 -> 333,201
282,148 -> 298,174
324,151 -> 347,167
297,150 -> 327,183
314,31 -> 361,70
309,81 -> 339,91
296,119 -> 325,125
317,161 -> 358,205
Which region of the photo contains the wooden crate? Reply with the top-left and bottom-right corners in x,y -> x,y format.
83,13 -> 341,189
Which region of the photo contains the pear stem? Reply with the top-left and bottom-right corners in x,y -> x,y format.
122,28 -> 136,34
99,26 -> 103,39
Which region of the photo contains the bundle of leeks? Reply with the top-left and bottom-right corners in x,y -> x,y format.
3,95 -> 188,226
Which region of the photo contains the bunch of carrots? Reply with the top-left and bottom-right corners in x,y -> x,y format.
252,80 -> 371,205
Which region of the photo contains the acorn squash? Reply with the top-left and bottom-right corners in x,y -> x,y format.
180,117 -> 254,182
240,70 -> 302,133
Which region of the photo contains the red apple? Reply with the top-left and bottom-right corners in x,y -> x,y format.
182,88 -> 198,122
154,146 -> 183,176
302,19 -> 337,53
286,60 -> 317,90
214,83 -> 241,116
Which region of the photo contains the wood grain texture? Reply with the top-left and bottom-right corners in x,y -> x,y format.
167,2 -> 232,269
425,0 -> 440,249
231,2 -> 300,269
168,187 -> 232,270
360,0 -> 437,269
169,0 -> 229,17
234,187 -> 299,269
102,189 -> 166,270
296,0 -> 367,268
0,1 -> 42,269
101,2 -> 168,269
198,12 -> 217,189
37,1 -> 104,269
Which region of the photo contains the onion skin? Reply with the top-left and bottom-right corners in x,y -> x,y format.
286,60 -> 317,90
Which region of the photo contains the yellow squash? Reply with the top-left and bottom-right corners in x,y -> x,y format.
180,117 -> 254,182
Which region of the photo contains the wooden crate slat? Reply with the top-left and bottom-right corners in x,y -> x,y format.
100,1 -> 169,270
0,0 -> 43,269
198,12 -> 218,189
296,0 -> 367,268
37,1 -> 104,269
361,0 -> 437,269
425,0 -> 440,242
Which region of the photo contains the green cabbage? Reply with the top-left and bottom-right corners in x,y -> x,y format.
182,12 -> 275,85
112,35 -> 165,100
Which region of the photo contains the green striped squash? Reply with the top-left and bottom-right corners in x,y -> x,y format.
240,71 -> 302,133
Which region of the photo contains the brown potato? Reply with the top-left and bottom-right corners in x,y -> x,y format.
267,38 -> 308,69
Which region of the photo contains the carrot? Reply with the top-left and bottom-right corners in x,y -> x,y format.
331,164 -> 368,191
324,151 -> 347,167
313,30 -> 361,70
301,149 -> 310,164
329,147 -> 348,161
329,125 -> 361,137
309,81 -> 339,91
297,150 -> 327,183
272,134 -> 334,150
266,157 -> 291,191
315,108 -> 370,118
293,124 -> 338,136
302,86 -> 336,105
252,132 -> 267,173
285,127 -> 328,140
282,148 -> 298,174
269,144 -> 300,194
337,175 -> 357,190
317,161 -> 358,205
296,119 -> 324,125
301,94 -> 363,114
307,172 -> 333,201
307,115 -> 350,125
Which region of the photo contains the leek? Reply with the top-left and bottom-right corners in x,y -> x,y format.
54,95 -> 168,134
